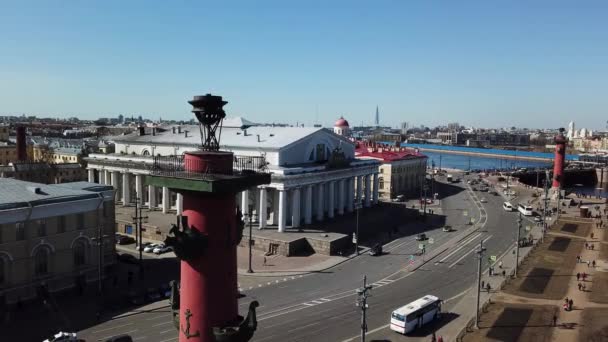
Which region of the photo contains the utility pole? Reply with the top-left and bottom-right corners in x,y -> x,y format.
132,197 -> 147,279
542,170 -> 550,237
356,275 -> 373,342
247,204 -> 254,273
515,212 -> 522,277
475,239 -> 486,329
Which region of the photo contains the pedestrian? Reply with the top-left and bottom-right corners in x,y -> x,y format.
578,283 -> 582,291
585,242 -> 589,250
592,260 -> 596,268
431,332 -> 436,342
592,244 -> 595,251
499,261 -> 503,269
553,313 -> 557,326
569,299 -> 573,311
502,270 -> 506,277
577,272 -> 580,281
588,260 -> 591,268
486,283 -> 491,293
591,232 -> 595,239
565,297 -> 569,306
582,283 -> 587,292
576,255 -> 580,263
481,280 -> 485,289
583,272 -> 587,281
263,257 -> 267,266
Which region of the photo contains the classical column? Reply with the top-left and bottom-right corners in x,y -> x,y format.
105,170 -> 111,186
176,193 -> 183,215
162,186 -> 170,213
278,189 -> 287,232
347,177 -> 354,212
364,174 -> 371,207
304,185 -> 313,224
373,173 -> 379,204
111,171 -> 120,201
122,172 -> 131,206
88,169 -> 95,183
328,181 -> 335,218
135,174 -> 144,204
259,187 -> 267,229
356,175 -> 363,203
316,183 -> 324,221
338,179 -> 345,215
241,189 -> 249,217
148,185 -> 157,209
292,188 -> 301,228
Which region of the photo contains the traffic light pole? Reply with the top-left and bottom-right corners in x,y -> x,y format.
356,275 -> 372,342
515,212 -> 522,277
475,240 -> 485,329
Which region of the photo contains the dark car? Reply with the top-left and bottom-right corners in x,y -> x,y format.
416,233 -> 427,241
117,235 -> 135,245
145,287 -> 161,302
105,335 -> 133,342
369,243 -> 383,256
127,290 -> 145,305
159,283 -> 172,299
117,253 -> 138,264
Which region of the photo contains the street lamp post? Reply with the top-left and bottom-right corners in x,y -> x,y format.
356,275 -> 373,342
355,200 -> 362,255
132,197 -> 147,279
515,212 -> 522,277
475,240 -> 486,329
247,204 -> 254,273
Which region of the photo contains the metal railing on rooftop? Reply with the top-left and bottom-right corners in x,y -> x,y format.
151,154 -> 269,180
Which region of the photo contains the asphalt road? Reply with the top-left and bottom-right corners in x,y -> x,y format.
78,174 -> 522,342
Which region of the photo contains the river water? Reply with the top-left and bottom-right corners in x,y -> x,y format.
421,151 -> 552,171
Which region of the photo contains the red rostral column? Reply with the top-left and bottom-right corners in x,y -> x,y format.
552,128 -> 567,188
147,94 -> 270,342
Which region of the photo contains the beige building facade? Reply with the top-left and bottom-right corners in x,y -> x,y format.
0,180 -> 115,304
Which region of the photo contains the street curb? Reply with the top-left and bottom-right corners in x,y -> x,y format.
236,247 -> 370,278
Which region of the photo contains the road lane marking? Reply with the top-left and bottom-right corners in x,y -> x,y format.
159,337 -> 178,342
160,328 -> 175,334
145,315 -> 168,321
92,323 -> 133,334
437,233 -> 482,263
448,235 -> 492,268
133,336 -> 147,341
152,321 -> 173,327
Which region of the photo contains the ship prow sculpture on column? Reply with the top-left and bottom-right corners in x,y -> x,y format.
147,94 -> 271,342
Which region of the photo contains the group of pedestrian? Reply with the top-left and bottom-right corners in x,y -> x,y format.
584,242 -> 595,251
576,272 -> 588,282
563,297 -> 574,311
577,282 -> 587,292
596,220 -> 604,229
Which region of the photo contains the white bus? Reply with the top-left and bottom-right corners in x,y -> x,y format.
518,204 -> 534,216
390,295 -> 442,334
503,202 -> 514,211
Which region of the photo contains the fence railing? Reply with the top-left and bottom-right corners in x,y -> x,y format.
151,154 -> 268,180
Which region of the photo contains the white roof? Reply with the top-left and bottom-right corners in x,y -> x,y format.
112,124 -> 326,150
393,295 -> 440,316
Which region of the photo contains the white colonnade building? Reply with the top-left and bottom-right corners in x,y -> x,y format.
85,117 -> 381,232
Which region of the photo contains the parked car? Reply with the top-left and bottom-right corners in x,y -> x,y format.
143,243 -> 159,253
145,287 -> 161,302
480,198 -> 488,203
115,234 -> 125,244
116,235 -> 135,245
442,226 -> 453,232
369,243 -> 383,256
127,290 -> 145,305
153,245 -> 173,255
136,242 -> 152,251
159,283 -> 172,299
534,216 -> 542,222
105,335 -> 133,342
415,233 -> 427,241
43,332 -> 79,342
117,253 -> 138,265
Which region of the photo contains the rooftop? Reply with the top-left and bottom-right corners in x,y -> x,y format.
355,143 -> 427,162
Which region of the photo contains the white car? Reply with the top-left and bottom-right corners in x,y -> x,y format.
480,198 -> 488,203
144,243 -> 159,253
43,332 -> 78,342
153,244 -> 173,254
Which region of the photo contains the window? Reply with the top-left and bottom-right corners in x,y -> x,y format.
57,216 -> 66,234
77,213 -> 85,230
16,223 -> 25,241
380,169 -> 383,174
73,241 -> 86,267
142,150 -> 150,156
315,144 -> 326,162
37,219 -> 46,237
34,247 -> 50,276
309,150 -> 314,161
379,177 -> 384,190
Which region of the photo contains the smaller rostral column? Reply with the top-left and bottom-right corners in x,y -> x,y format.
146,94 -> 270,342
552,127 -> 567,189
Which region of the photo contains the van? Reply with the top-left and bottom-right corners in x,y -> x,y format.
503,202 -> 514,211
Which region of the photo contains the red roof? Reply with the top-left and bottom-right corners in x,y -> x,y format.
355,144 -> 427,162
334,116 -> 349,127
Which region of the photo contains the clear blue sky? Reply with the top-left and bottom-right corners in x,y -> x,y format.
1,1 -> 607,130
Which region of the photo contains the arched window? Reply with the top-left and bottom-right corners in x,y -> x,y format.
142,150 -> 150,156
34,247 -> 50,276
73,240 -> 87,267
